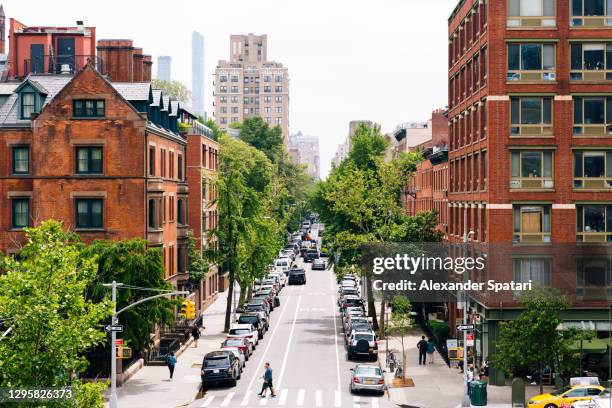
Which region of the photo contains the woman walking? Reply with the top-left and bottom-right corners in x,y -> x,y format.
166,352 -> 177,381
426,337 -> 436,364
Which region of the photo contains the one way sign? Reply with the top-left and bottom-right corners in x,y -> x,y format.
456,324 -> 474,331
105,325 -> 123,333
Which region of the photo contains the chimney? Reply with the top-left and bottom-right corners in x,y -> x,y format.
97,39 -> 134,82
76,20 -> 84,31
132,47 -> 143,81
142,54 -> 152,82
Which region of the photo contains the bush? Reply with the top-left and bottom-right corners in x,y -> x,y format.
72,381 -> 108,408
428,320 -> 451,341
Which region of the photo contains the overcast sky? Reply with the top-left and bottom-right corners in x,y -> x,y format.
4,0 -> 457,177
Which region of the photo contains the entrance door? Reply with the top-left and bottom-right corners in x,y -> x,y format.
56,37 -> 75,73
29,44 -> 44,74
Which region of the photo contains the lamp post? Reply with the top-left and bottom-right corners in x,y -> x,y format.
462,230 -> 474,401
102,281 -> 189,408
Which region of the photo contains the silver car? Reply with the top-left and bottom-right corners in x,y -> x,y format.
350,364 -> 385,395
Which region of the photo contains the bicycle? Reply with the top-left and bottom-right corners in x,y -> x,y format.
394,365 -> 403,378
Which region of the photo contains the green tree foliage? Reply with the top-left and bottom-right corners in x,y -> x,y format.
312,123 -> 441,329
493,288 -> 572,393
238,117 -> 284,162
187,230 -> 209,284
152,78 -> 192,103
83,239 -> 176,353
0,221 -> 110,393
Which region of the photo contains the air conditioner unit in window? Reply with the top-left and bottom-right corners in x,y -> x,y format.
606,124 -> 612,135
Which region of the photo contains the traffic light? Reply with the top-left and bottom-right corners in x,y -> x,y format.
180,300 -> 196,320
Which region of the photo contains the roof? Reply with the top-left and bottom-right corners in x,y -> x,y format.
162,96 -> 170,112
151,89 -> 162,107
0,83 -> 18,95
179,102 -> 198,118
111,82 -> 151,101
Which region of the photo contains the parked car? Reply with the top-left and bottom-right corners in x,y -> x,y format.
571,390 -> 612,407
344,315 -> 371,332
288,268 -> 307,285
245,300 -> 270,316
221,337 -> 252,360
201,350 -> 241,387
227,324 -> 259,349
528,385 -> 604,408
274,258 -> 291,274
350,364 -> 385,395
340,295 -> 365,311
312,258 -> 326,270
268,272 -> 287,287
238,313 -> 268,339
338,288 -> 360,305
220,347 -> 246,370
347,331 -> 378,361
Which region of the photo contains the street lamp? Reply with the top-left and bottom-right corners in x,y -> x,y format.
102,281 -> 189,408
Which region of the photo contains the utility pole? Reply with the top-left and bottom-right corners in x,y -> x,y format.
103,282 -> 188,408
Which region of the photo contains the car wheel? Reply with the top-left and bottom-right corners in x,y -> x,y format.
543,405 -> 557,408
238,367 -> 242,379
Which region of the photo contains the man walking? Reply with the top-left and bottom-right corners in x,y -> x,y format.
166,351 -> 177,381
417,336 -> 428,365
192,326 -> 201,348
258,362 -> 276,398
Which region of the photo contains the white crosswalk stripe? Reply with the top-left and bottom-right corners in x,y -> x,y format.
334,390 -> 342,407
353,395 -> 360,408
240,390 -> 251,406
200,395 -> 215,407
296,389 -> 305,406
220,392 -> 234,407
372,396 -> 380,408
278,389 -> 288,406
315,389 -> 322,406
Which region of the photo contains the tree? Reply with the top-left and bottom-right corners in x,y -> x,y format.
187,230 -> 209,285
197,116 -> 222,141
238,117 -> 284,162
493,288 -> 570,394
83,239 -> 176,353
152,78 -> 191,102
387,295 -> 413,381
0,221 -> 110,397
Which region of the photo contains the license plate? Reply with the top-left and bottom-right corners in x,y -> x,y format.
213,369 -> 220,373
365,380 -> 375,385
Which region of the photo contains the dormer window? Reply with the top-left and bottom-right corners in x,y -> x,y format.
21,93 -> 36,119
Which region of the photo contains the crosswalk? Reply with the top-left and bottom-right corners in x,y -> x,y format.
195,389 -> 383,408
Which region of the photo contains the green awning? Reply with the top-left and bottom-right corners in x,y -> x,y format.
569,338 -> 611,353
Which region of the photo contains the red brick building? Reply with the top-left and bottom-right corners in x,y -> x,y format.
448,0 -> 612,382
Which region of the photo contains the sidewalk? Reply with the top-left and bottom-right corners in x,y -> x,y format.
380,329 -> 549,408
111,290 -> 231,408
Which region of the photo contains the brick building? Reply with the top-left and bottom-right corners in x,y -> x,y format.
448,0 -> 612,383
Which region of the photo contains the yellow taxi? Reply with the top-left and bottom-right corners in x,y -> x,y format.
527,385 -> 604,408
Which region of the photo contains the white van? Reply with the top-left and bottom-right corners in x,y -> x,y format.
274,258 -> 291,274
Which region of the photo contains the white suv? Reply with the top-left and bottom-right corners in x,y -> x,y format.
227,324 -> 259,349
274,258 -> 291,274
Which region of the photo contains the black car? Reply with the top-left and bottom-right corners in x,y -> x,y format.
201,350 -> 241,387
238,313 -> 267,339
251,294 -> 273,311
304,249 -> 319,262
245,301 -> 269,316
288,268 -> 306,285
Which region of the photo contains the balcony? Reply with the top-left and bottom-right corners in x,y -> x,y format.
147,228 -> 164,245
23,55 -> 102,76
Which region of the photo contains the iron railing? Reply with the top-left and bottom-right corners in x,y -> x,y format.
23,54 -> 102,76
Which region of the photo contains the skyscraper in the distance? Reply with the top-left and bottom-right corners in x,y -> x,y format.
192,31 -> 205,116
214,33 -> 290,143
156,55 -> 171,81
289,131 -> 320,179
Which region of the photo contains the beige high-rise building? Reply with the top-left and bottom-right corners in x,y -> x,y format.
214,33 -> 290,142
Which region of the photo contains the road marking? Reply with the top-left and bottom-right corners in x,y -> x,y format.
372,397 -> 380,408
200,395 -> 215,407
276,295 -> 302,389
258,394 -> 268,405
315,390 -> 323,406
353,395 -> 360,408
331,288 -> 341,391
220,392 -> 234,407
245,296 -> 293,393
241,389 -> 252,405
334,390 -> 341,407
296,389 -> 305,406
278,389 -> 288,406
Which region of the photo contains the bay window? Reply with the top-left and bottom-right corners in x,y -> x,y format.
576,205 -> 612,242
513,204 -> 551,243
507,0 -> 556,27
507,43 -> 556,81
510,96 -> 553,136
570,43 -> 612,80
573,96 -> 612,135
510,150 -> 554,189
574,151 -> 612,188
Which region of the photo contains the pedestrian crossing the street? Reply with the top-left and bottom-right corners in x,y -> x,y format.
194,388 -> 385,407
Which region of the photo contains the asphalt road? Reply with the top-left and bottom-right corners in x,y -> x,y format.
190,225 -> 394,408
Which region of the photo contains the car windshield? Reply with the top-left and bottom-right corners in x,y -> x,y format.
230,329 -> 250,335
551,386 -> 573,396
276,261 -> 288,267
290,271 -> 305,276
204,356 -> 230,367
239,316 -> 258,324
354,334 -> 374,341
356,367 -> 381,376
224,339 -> 243,346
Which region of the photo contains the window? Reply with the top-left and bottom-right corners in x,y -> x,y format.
577,205 -> 612,241
73,100 -> 105,118
221,117 -> 227,125
275,75 -> 283,82
231,96 -> 239,103
275,96 -> 282,103
244,108 -> 249,114
148,199 -> 158,229
12,198 -> 29,229
264,96 -> 271,103
510,150 -> 554,189
513,258 -> 551,286
76,198 -> 103,229
231,117 -> 238,123
149,146 -> 156,176
231,75 -> 238,82
231,106 -> 239,114
264,75 -> 271,82
76,147 -> 103,174
178,199 -> 186,225
21,93 -> 36,119
178,154 -> 183,180
220,75 -> 227,82
571,43 -> 612,80
264,86 -> 271,93
576,257 -> 612,299
264,107 -> 271,114
507,0 -> 556,27
513,204 -> 551,243
220,86 -> 227,93
275,117 -> 282,125
220,106 -> 227,114
275,106 -> 282,113
275,86 -> 283,93
265,117 -> 271,124
507,43 -> 556,81
510,96 -> 553,136
12,146 -> 29,174
220,96 -> 227,103
574,150 -> 612,188
571,0 -> 612,26
481,150 -> 487,189
573,96 -> 612,135
244,87 -> 250,94
231,86 -> 238,93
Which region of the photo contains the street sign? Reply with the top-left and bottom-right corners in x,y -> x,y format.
466,332 -> 474,347
105,325 -> 123,333
456,324 -> 474,331
115,339 -> 124,346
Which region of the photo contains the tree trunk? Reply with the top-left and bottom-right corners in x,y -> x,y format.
247,285 -> 253,302
364,271 -> 379,331
238,281 -> 247,306
223,273 -> 234,333
379,299 -> 386,339
539,364 -> 543,395
401,336 -> 407,381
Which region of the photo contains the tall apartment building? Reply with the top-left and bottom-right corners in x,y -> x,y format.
448,0 -> 612,384
157,55 -> 171,81
192,31 -> 205,116
214,33 -> 290,142
289,131 -> 320,179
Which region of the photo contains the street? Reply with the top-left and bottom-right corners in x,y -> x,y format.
188,225 -> 393,408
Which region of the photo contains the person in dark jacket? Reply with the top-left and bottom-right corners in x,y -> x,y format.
426,337 -> 436,364
258,362 -> 276,398
192,326 -> 200,348
417,336 -> 428,365
166,352 -> 177,380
